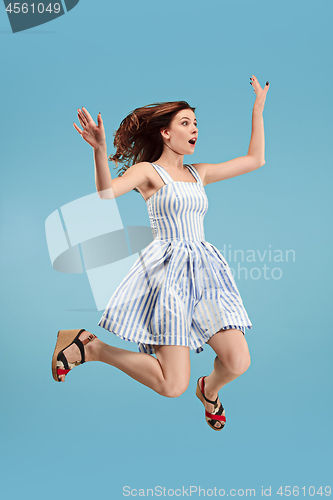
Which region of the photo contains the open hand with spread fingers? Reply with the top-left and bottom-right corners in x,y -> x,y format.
250,75 -> 270,112
73,107 -> 106,150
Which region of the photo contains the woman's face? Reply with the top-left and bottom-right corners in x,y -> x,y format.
161,108 -> 198,155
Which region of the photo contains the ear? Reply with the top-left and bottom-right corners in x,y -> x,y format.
160,127 -> 170,140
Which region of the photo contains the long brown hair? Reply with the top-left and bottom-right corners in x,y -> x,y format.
109,101 -> 195,193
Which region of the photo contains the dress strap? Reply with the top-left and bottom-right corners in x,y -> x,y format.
185,164 -> 203,186
150,163 -> 173,185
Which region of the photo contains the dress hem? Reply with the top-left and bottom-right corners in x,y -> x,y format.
98,320 -> 252,355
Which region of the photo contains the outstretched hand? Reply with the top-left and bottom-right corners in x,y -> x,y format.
250,75 -> 269,112
73,107 -> 106,149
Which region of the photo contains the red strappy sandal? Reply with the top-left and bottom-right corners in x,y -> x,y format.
52,329 -> 97,382
196,376 -> 226,431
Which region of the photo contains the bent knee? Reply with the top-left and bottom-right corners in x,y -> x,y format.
161,379 -> 189,398
230,353 -> 251,375
218,351 -> 251,376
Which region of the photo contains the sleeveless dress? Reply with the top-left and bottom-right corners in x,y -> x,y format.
98,163 -> 252,354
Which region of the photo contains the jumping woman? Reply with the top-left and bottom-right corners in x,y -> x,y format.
52,75 -> 269,431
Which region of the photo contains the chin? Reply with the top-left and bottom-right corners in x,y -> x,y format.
185,146 -> 195,154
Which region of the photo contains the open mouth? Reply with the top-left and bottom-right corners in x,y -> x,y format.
189,138 -> 197,145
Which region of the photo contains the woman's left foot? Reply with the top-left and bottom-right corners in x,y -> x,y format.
52,329 -> 97,382
196,376 -> 226,431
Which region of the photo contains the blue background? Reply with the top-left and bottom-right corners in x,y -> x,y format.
0,0 -> 332,498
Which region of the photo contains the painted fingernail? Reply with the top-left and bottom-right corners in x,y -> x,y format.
266,81 -> 269,85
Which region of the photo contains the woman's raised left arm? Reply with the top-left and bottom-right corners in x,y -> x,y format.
247,75 -> 269,166
194,75 -> 270,186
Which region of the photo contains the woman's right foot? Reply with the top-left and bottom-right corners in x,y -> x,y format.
196,376 -> 226,430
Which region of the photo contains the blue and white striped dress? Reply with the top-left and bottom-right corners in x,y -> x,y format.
98,163 -> 252,354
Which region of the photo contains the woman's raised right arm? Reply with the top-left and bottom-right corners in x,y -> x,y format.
73,107 -> 148,199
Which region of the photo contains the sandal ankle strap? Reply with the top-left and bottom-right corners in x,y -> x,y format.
199,377 -> 218,405
81,333 -> 97,346
74,332 -> 97,364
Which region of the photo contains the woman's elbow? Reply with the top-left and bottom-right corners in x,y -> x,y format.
97,187 -> 116,199
248,155 -> 265,170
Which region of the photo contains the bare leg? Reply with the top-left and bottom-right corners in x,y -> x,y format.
58,330 -> 190,398
199,328 -> 251,429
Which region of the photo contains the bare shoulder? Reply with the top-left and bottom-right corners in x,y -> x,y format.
122,161 -> 150,176
117,161 -> 153,182
108,161 -> 152,198
129,161 -> 158,185
131,161 -> 165,201
191,163 -> 209,186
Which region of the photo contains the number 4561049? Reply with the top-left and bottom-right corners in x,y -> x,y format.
277,486 -> 331,496
5,3 -> 61,14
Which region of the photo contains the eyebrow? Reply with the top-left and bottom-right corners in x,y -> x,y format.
180,117 -> 197,121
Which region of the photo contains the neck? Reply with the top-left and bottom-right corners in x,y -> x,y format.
156,143 -> 185,170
